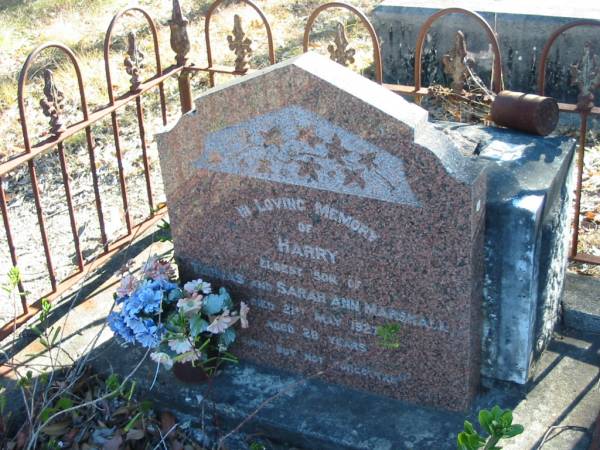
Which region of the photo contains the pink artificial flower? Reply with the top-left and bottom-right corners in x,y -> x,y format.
177,293 -> 203,315
143,256 -> 175,281
116,273 -> 139,298
240,302 -> 249,329
207,309 -> 240,334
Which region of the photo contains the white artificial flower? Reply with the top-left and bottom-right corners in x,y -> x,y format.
168,338 -> 193,354
177,294 -> 203,315
240,302 -> 249,329
183,279 -> 212,295
150,352 -> 173,370
178,350 -> 201,363
206,309 -> 240,334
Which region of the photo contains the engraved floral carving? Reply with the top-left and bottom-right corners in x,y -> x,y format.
124,32 -> 145,91
298,127 -> 323,148
358,152 -> 377,170
261,127 -> 283,149
327,22 -> 356,67
326,134 -> 351,165
40,69 -> 66,136
342,168 -> 366,188
570,41 -> 600,111
442,31 -> 475,94
199,106 -> 421,205
297,158 -> 321,182
227,14 -> 252,73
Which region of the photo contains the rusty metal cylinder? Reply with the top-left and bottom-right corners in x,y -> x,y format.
491,90 -> 559,136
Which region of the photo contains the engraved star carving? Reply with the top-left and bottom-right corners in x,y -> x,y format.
359,152 -> 377,170
297,126 -> 323,148
297,157 -> 321,182
342,168 -> 366,189
326,134 -> 351,165
257,158 -> 272,174
261,127 -> 284,149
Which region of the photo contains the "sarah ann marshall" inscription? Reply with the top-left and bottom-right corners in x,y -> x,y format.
181,194 -> 451,389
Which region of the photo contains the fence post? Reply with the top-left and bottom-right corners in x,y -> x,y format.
170,0 -> 193,113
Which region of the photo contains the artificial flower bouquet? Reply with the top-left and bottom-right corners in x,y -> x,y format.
108,256 -> 249,377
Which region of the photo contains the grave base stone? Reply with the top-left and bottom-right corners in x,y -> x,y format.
434,122 -> 576,384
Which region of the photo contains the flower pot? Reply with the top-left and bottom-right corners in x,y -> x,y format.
172,361 -> 209,384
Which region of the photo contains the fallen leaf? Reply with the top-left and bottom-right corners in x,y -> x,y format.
160,411 -> 176,435
126,428 -> 145,440
42,421 -> 70,436
102,433 -> 123,450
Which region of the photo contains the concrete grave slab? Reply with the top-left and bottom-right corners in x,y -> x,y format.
157,52 -> 487,410
434,123 -> 576,384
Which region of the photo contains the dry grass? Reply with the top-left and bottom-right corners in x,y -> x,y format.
0,0 -> 381,159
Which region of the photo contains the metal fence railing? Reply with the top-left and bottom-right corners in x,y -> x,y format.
1,0 -> 598,339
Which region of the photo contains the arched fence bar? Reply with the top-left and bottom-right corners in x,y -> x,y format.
0,0 -> 598,339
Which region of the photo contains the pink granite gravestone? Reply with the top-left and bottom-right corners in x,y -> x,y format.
157,52 -> 486,410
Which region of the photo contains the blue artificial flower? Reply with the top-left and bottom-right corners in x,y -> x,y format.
137,285 -> 164,314
108,312 -> 135,344
135,319 -> 162,348
124,314 -> 147,334
148,279 -> 178,293
123,291 -> 145,316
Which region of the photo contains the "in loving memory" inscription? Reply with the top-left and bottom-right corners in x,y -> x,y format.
186,195 -> 452,386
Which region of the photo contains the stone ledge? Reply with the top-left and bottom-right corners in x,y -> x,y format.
564,273 -> 600,334
96,325 -> 599,450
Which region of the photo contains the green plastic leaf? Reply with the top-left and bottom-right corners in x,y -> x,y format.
202,288 -> 233,315
189,316 -> 208,337
168,288 -> 183,302
504,424 -> 524,438
218,327 -> 236,349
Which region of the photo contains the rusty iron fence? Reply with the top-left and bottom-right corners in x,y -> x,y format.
1,0 -> 599,339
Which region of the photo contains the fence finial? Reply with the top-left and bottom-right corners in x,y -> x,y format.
328,22 -> 356,67
570,41 -> 600,111
227,14 -> 252,73
442,31 -> 474,94
124,31 -> 145,91
40,69 -> 66,136
170,0 -> 190,65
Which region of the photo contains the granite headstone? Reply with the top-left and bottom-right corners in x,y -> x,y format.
157,52 -> 486,410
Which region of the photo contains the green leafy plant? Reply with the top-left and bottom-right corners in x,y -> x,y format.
1,266 -> 21,294
157,219 -> 172,242
457,405 -> 524,450
376,323 -> 402,350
